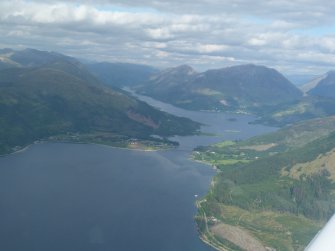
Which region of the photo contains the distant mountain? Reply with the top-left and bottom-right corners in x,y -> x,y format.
304,71 -> 335,99
0,48 -> 20,69
255,95 -> 335,126
0,48 -> 75,68
148,65 -> 197,89
285,74 -> 319,86
193,64 -> 302,106
300,74 -> 328,94
0,49 -> 200,154
87,62 -> 158,88
137,64 -> 302,112
253,71 -> 335,126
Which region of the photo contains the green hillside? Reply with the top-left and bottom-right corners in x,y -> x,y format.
0,51 -> 200,154
194,116 -> 335,251
254,96 -> 335,126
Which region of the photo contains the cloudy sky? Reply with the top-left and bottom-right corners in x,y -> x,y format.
1,0 -> 335,78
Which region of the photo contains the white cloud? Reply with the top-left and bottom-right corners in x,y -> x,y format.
196,44 -> 228,53
0,0 -> 335,75
319,37 -> 335,53
146,28 -> 174,39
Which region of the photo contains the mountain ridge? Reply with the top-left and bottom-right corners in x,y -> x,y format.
0,48 -> 200,154
306,71 -> 335,99
87,62 -> 159,88
136,63 -> 303,112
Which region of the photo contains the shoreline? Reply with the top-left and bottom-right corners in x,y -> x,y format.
199,235 -> 226,251
0,139 -> 175,158
191,156 -> 225,251
196,198 -> 227,251
0,143 -> 35,157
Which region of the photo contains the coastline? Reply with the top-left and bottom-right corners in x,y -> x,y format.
192,156 -> 225,251
0,143 -> 35,157
199,235 -> 226,251
0,138 -> 175,158
2,138 -> 224,251
196,197 -> 228,251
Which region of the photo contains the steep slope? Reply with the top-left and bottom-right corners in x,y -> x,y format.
0,51 -> 200,154
300,74 -> 328,94
307,71 -> 335,99
0,48 -> 20,69
254,95 -> 335,126
6,48 -> 75,67
194,116 -> 335,251
137,64 -> 302,112
87,62 -> 158,87
194,64 -> 302,108
147,64 -> 197,89
137,65 -> 199,106
257,70 -> 335,126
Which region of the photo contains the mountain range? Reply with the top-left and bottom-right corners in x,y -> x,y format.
1,47 -> 335,153
135,64 -> 303,112
0,49 -> 200,154
255,71 -> 335,126
129,63 -> 335,126
2,47 -> 335,250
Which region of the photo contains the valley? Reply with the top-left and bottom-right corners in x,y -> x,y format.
127,64 -> 335,127
2,1 -> 335,250
0,87 -> 275,251
0,49 -> 200,155
1,48 -> 335,251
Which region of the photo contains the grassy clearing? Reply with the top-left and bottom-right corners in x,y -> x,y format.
286,148 -> 335,181
214,141 -> 236,147
197,202 -> 323,251
273,102 -> 310,117
194,88 -> 224,96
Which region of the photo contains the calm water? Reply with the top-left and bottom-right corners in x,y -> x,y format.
0,93 -> 276,251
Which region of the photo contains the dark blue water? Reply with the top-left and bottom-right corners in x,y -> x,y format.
0,93 -> 276,251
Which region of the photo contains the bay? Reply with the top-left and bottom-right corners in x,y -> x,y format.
0,92 -> 276,251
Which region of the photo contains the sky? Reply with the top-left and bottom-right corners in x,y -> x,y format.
1,0 -> 335,77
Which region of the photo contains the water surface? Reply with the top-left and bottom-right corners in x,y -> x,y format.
0,93 -> 276,251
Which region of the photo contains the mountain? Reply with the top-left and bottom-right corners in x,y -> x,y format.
193,64 -> 302,106
300,74 -> 328,94
194,116 -> 335,251
87,62 -> 158,88
255,71 -> 335,126
254,95 -> 335,126
285,73 -> 319,86
147,64 -> 197,89
0,49 -> 200,154
136,64 -> 303,112
0,48 -> 20,69
0,48 -> 75,68
304,71 -> 335,99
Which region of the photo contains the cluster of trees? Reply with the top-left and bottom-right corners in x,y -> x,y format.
204,132 -> 335,221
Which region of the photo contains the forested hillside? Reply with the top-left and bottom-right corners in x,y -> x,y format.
194,116 -> 335,251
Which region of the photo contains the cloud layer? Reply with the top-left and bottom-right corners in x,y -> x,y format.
1,0 -> 335,75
